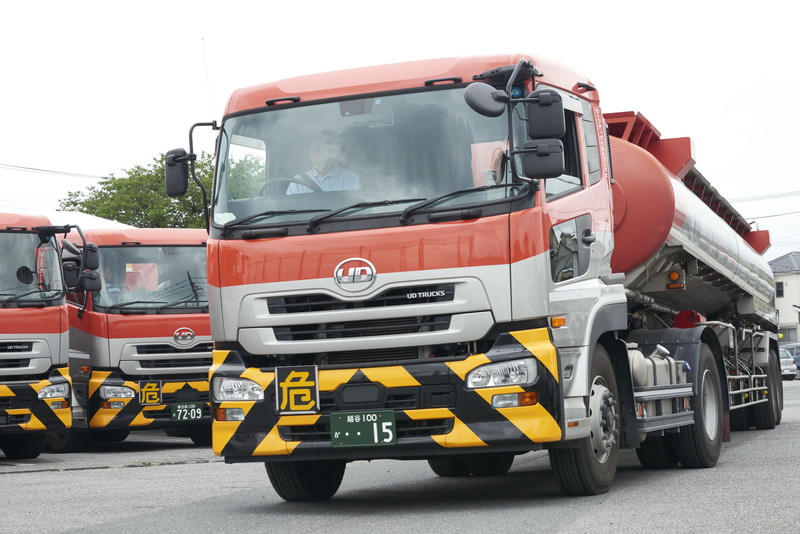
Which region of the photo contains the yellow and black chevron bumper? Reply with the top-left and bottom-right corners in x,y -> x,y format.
211,328 -> 563,461
0,366 -> 71,435
84,372 -> 211,429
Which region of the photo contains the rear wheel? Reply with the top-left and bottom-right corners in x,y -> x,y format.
464,453 -> 515,476
265,460 -> 346,502
754,350 -> 781,429
635,435 -> 679,469
549,345 -> 619,495
0,434 -> 46,460
427,456 -> 471,477
673,344 -> 722,468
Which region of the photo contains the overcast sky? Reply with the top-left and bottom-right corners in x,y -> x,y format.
2,0 -> 796,260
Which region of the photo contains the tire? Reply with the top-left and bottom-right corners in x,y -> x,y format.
265,460 -> 346,502
90,429 -> 130,443
549,345 -> 619,495
464,453 -> 515,476
635,435 -> 680,469
188,424 -> 212,446
45,429 -> 88,454
754,350 -> 781,430
673,344 -> 722,468
428,456 -> 471,477
0,434 -> 46,460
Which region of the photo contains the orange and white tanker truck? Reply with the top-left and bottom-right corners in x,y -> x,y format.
0,213 -> 99,459
165,54 -> 779,500
46,227 -> 213,451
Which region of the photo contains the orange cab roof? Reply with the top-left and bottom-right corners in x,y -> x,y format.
224,53 -> 598,115
73,227 -> 208,247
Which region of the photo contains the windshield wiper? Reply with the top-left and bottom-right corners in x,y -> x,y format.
399,183 -> 524,224
1,289 -> 61,304
222,209 -> 328,237
156,299 -> 208,313
306,198 -> 425,233
106,300 -> 168,311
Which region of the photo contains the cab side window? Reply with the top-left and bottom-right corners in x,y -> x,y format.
544,110 -> 582,199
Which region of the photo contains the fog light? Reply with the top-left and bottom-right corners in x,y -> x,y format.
492,392 -> 538,409
215,407 -> 245,421
101,401 -> 125,410
50,400 -> 69,409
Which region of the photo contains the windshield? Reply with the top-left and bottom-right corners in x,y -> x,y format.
0,231 -> 63,304
213,87 -> 528,228
93,245 -> 207,312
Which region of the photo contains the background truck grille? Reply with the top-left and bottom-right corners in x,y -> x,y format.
274,315 -> 451,341
0,358 -> 31,369
136,343 -> 214,355
138,358 -> 212,369
268,284 -> 455,314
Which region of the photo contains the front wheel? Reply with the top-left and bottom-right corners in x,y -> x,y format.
464,453 -> 515,476
549,344 -> 619,495
672,344 -> 722,468
428,456 -> 471,477
45,428 -> 88,454
0,434 -> 46,460
265,460 -> 346,502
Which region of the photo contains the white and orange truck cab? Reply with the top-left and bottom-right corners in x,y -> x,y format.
0,213 -> 99,459
47,227 -> 213,451
166,54 -> 780,500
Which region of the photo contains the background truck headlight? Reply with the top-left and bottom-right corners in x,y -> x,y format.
466,358 -> 538,389
37,383 -> 70,399
212,377 -> 264,401
99,385 -> 136,399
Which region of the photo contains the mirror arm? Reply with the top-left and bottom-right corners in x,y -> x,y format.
187,121 -> 218,231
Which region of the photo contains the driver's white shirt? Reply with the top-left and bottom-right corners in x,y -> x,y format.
285,165 -> 361,194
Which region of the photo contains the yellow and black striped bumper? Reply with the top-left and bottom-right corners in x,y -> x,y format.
0,367 -> 71,434
212,328 -> 563,460
85,372 -> 211,429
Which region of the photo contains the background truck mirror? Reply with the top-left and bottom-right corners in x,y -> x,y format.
521,139 -> 565,179
83,243 -> 100,271
63,261 -> 80,290
165,148 -> 190,197
81,270 -> 102,292
464,82 -> 508,118
527,89 -> 565,139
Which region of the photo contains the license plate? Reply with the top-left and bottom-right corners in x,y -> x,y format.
330,410 -> 396,447
170,402 -> 204,421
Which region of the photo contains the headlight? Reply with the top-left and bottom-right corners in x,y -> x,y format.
38,383 -> 70,399
466,358 -> 538,389
99,385 -> 136,399
212,377 -> 264,401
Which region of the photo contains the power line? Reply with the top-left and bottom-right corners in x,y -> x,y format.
746,209 -> 800,220
730,190 -> 800,202
0,162 -> 103,179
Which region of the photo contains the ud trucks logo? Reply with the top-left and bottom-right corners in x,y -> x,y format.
334,257 -> 376,292
139,381 -> 162,405
275,366 -> 320,415
174,327 -> 195,346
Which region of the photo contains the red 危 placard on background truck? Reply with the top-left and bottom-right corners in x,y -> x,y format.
166,53 -> 780,500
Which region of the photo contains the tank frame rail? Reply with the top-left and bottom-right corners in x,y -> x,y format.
699,320 -> 771,410
633,383 -> 694,433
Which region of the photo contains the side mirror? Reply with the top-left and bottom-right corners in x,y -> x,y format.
81,270 -> 102,292
63,261 -> 80,290
165,148 -> 190,197
522,140 -> 565,179
83,243 -> 99,271
464,82 -> 508,118
527,89 -> 565,139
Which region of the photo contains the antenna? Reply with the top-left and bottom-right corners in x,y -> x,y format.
201,38 -> 214,119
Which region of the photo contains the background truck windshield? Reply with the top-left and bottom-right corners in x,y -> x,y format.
212,87 -> 520,226
0,231 -> 63,303
94,245 -> 207,311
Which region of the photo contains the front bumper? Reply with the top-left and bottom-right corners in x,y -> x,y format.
0,367 -> 71,434
84,372 -> 211,429
212,328 -> 564,461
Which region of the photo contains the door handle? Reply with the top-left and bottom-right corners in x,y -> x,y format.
582,230 -> 596,245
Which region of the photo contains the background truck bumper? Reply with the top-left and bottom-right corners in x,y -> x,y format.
0,367 -> 71,434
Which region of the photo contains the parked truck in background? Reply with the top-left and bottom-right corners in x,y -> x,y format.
47,227 -> 213,452
0,213 -> 99,459
165,53 -> 780,500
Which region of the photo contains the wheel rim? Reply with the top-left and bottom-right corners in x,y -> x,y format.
701,368 -> 721,439
589,379 -> 618,463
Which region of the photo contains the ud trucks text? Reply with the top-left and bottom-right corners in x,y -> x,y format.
47,227 -> 213,451
165,54 -> 780,500
0,213 -> 98,459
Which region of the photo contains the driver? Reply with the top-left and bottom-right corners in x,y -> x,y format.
286,130 -> 360,194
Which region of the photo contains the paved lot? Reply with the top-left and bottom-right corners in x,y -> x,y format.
4,381 -> 800,534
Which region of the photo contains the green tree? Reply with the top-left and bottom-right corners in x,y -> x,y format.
59,153 -> 215,228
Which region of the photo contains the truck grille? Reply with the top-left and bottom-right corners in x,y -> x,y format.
136,343 -> 214,355
268,284 -> 455,314
0,358 -> 30,369
274,315 -> 451,341
139,358 -> 212,369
